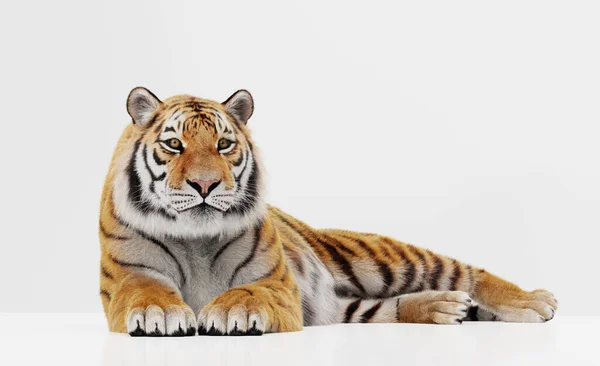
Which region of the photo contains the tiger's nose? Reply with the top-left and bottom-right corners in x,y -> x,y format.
187,179 -> 221,198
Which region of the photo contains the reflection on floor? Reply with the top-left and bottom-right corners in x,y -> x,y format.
0,314 -> 596,366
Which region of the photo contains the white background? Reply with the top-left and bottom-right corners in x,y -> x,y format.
0,0 -> 598,316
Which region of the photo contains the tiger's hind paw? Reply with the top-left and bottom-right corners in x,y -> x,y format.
485,289 -> 558,323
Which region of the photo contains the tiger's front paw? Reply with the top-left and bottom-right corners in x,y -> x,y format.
197,289 -> 268,336
398,290 -> 472,324
127,304 -> 197,336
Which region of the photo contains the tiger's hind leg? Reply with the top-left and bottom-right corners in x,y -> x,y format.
314,230 -> 558,323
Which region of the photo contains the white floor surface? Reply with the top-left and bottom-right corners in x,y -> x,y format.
1,314 -> 597,366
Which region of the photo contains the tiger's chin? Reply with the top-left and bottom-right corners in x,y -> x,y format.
175,202 -> 226,217
172,202 -> 222,221
159,203 -> 262,239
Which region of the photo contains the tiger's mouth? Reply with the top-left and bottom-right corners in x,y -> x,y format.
166,184 -> 235,213
171,200 -> 226,214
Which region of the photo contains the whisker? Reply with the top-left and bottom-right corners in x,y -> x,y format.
171,199 -> 196,205
168,193 -> 197,198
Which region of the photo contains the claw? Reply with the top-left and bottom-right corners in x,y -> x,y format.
207,325 -> 225,336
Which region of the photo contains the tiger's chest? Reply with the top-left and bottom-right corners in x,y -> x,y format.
167,234 -> 269,315
179,253 -> 230,315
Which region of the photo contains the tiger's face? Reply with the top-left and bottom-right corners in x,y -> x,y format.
111,88 -> 264,238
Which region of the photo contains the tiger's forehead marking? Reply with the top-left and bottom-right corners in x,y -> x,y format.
156,96 -> 237,140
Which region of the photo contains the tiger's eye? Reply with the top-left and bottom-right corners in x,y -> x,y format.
168,139 -> 181,149
218,138 -> 232,150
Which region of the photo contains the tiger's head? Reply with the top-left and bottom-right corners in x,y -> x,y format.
109,87 -> 265,238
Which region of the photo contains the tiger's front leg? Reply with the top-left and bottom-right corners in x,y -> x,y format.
106,271 -> 197,336
197,258 -> 303,336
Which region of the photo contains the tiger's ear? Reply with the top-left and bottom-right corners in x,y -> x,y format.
127,87 -> 162,126
223,90 -> 254,125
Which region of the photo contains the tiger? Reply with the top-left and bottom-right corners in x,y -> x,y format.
99,87 -> 558,336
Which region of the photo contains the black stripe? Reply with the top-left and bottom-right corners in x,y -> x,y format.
226,148 -> 258,217
412,283 -> 424,293
255,256 -> 282,282
210,231 -> 246,271
386,241 -> 415,295
344,299 -> 361,323
302,296 -> 316,326
135,230 -> 186,285
334,234 -> 397,295
408,246 -> 428,292
228,224 -> 262,287
395,298 -> 401,322
109,254 -> 166,277
272,210 -> 329,261
152,149 -> 166,166
151,115 -> 162,132
127,139 -> 145,211
448,260 -> 461,291
171,110 -> 184,122
164,126 -> 175,133
321,232 -> 358,256
99,222 -> 129,241
334,285 -> 358,298
320,238 -> 366,295
282,241 -> 305,276
428,253 -> 444,290
100,289 -> 111,300
398,261 -> 416,294
377,239 -> 396,260
334,235 -> 394,295
271,209 -> 331,273
101,266 -> 114,280
377,261 -> 395,296
127,139 -> 175,220
143,104 -> 161,129
334,233 -> 373,256
186,102 -> 221,114
360,301 -> 383,323
167,103 -> 184,111
232,150 -> 245,167
466,265 -> 474,293
143,146 -> 166,181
